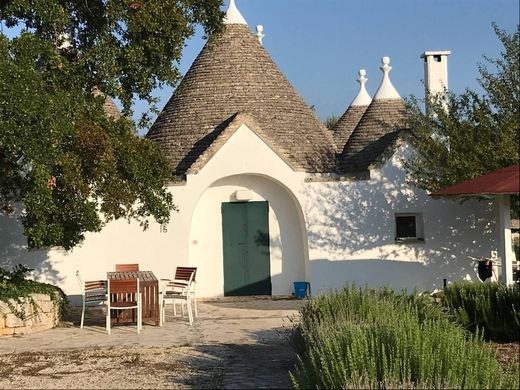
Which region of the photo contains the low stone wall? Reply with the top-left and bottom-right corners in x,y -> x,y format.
0,293 -> 59,336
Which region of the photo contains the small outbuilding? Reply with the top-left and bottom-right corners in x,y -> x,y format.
431,164 -> 520,285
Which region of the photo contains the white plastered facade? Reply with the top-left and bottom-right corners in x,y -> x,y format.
1,121 -> 498,301
302,145 -> 496,293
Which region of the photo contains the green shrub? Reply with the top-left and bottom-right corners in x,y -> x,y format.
441,281 -> 520,341
291,285 -> 519,389
0,265 -> 68,321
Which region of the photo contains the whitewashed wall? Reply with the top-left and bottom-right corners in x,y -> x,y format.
0,126 -> 498,300
183,124 -> 309,297
302,144 -> 497,294
0,123 -> 310,300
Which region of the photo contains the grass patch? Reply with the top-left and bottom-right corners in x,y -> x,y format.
441,281 -> 520,341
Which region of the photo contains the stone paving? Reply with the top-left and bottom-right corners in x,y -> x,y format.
0,298 -> 304,389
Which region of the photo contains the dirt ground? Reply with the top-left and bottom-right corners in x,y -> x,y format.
0,337 -> 296,390
0,346 -> 227,389
488,342 -> 520,369
0,299 -> 302,389
0,343 -> 298,389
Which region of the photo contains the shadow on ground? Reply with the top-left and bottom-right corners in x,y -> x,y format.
0,332 -> 298,389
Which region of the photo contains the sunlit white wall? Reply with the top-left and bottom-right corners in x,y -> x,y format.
302,143 -> 496,293
0,135 -> 498,300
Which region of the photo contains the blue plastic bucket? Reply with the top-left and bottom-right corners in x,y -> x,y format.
293,281 -> 309,299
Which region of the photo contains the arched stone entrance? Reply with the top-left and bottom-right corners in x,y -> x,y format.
189,174 -> 308,297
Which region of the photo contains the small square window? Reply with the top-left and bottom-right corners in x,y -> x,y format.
395,213 -> 424,242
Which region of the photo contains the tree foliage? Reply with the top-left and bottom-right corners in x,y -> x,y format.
405,24 -> 519,192
324,114 -> 339,131
0,1 -> 224,250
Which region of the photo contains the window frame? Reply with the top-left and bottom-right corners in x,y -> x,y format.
394,213 -> 425,243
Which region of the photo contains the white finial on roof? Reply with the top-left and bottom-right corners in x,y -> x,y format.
350,69 -> 372,106
373,56 -> 401,100
223,0 -> 248,25
256,25 -> 265,45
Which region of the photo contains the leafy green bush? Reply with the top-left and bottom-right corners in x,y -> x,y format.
291,285 -> 519,389
441,281 -> 520,341
0,265 -> 68,321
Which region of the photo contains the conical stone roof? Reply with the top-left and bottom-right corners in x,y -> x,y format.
340,98 -> 407,173
146,24 -> 337,176
93,89 -> 122,119
333,105 -> 368,150
103,97 -> 122,119
333,69 -> 371,150
340,57 -> 408,173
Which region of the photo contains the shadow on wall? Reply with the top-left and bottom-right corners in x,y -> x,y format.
311,259 -> 448,293
0,208 -> 61,285
302,158 -> 496,291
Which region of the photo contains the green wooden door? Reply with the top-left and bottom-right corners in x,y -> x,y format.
222,201 -> 271,296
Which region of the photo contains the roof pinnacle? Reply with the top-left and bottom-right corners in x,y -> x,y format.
373,56 -> 401,100
350,69 -> 372,106
223,0 -> 248,25
256,25 -> 265,45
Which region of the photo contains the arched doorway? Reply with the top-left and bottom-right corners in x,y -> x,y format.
189,174 -> 308,297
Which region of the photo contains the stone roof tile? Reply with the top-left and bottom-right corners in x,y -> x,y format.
103,97 -> 122,119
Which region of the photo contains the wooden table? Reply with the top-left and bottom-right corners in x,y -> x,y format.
107,271 -> 160,326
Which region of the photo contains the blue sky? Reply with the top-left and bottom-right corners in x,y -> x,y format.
4,0 -> 518,132
134,0 -> 518,133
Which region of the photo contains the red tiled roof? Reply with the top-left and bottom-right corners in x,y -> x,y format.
431,164 -> 520,197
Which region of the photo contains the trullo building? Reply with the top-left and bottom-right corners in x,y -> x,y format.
2,1 -> 502,300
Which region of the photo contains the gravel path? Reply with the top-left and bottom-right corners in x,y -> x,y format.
0,346 -> 226,389
0,299 -> 302,389
0,343 -> 296,389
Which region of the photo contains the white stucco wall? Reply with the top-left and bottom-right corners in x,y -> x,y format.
302,144 -> 497,294
0,123 -> 310,301
189,175 -> 307,297
184,124 -> 309,297
0,125 -> 499,300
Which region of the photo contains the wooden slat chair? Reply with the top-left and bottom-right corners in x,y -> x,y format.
76,270 -> 109,333
107,278 -> 142,334
114,263 -> 139,272
160,269 -> 195,326
172,266 -> 197,317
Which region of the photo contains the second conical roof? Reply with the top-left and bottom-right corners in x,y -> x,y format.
340,98 -> 408,173
333,105 -> 369,150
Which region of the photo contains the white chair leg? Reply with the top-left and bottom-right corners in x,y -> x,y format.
173,301 -> 177,317
193,295 -> 198,317
159,300 -> 163,327
186,297 -> 193,326
106,305 -> 110,334
107,306 -> 111,335
80,301 -> 85,329
137,294 -> 142,333
162,300 -> 166,325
